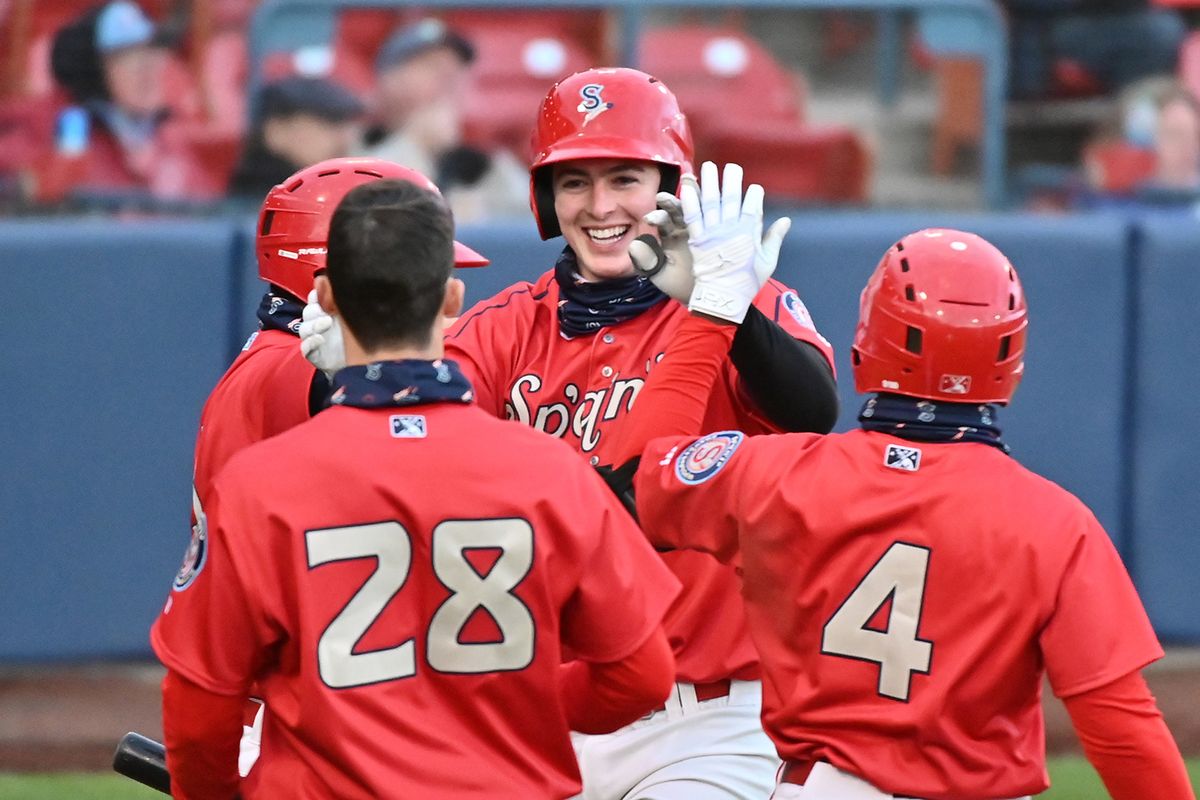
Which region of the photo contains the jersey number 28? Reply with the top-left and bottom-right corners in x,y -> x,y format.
306,518 -> 535,689
821,541 -> 933,701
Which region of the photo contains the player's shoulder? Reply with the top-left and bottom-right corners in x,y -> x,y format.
211,415 -> 308,487
754,278 -> 821,329
200,330 -> 310,417
997,450 -> 1100,526
220,330 -> 309,387
446,270 -> 556,340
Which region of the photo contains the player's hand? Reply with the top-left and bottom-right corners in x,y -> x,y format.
685,161 -> 791,324
298,290 -> 346,379
628,187 -> 695,304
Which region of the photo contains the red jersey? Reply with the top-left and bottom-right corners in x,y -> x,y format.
192,329 -> 316,506
153,397 -> 679,799
445,268 -> 834,683
635,428 -> 1164,800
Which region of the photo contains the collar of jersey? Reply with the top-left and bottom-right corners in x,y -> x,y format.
255,290 -> 304,336
553,246 -> 667,338
330,359 -> 474,409
858,393 -> 1009,453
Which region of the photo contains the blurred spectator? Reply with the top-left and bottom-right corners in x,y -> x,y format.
45,0 -> 210,203
1067,81 -> 1200,211
361,18 -> 528,222
227,75 -> 365,200
1143,85 -> 1200,193
1006,0 -> 1185,99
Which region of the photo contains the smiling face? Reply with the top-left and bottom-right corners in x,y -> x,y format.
552,159 -> 660,281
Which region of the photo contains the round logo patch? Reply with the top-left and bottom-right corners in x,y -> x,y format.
675,431 -> 744,485
173,511 -> 208,592
781,291 -> 815,329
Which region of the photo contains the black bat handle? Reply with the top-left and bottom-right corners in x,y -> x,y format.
112,731 -> 170,794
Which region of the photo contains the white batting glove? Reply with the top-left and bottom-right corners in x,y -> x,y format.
685,161 -> 791,324
299,289 -> 346,379
628,187 -> 695,304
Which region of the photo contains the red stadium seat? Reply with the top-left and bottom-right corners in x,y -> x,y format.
199,29 -> 248,135
455,20 -> 595,157
705,120 -> 871,204
176,124 -> 242,194
0,92 -> 56,174
638,25 -> 806,134
638,24 -> 870,204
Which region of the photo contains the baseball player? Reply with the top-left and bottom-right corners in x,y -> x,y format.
190,156 -> 487,774
153,178 -> 685,799
193,156 -> 487,507
300,67 -> 840,799
613,223 -> 1196,800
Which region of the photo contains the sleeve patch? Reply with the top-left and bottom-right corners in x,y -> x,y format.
174,491 -> 209,591
781,291 -> 816,330
675,431 -> 744,485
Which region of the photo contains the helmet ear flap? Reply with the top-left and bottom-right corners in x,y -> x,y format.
658,164 -> 681,196
532,168 -> 560,240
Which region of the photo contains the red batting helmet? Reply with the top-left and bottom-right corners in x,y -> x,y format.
256,157 -> 488,300
529,67 -> 694,240
852,229 -> 1028,405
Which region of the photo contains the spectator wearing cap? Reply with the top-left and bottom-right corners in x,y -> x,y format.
44,0 -> 210,203
227,75 -> 366,200
360,18 -> 528,223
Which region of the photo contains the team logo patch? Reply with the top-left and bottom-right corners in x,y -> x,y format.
781,291 -> 816,330
173,512 -> 208,592
884,443 -> 922,472
939,374 -> 971,395
390,414 -> 427,438
675,431 -> 744,484
577,83 -> 612,125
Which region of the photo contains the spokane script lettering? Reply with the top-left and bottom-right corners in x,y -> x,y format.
505,374 -> 645,452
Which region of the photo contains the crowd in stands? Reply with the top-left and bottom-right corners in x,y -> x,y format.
0,0 -> 875,217
2,0 -> 1200,216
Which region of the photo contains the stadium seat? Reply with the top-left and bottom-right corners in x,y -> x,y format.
199,28 -> 248,134
704,120 -> 871,204
177,124 -> 242,193
638,25 -> 806,135
638,24 -> 869,204
0,92 -> 56,175
455,19 -> 595,157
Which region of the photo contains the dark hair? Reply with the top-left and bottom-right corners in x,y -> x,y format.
51,7 -> 107,103
325,179 -> 455,351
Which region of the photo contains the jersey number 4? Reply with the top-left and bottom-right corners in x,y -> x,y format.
306,519 -> 535,689
821,541 -> 933,701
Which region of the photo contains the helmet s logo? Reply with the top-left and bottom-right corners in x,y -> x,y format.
939,374 -> 971,394
577,83 -> 612,125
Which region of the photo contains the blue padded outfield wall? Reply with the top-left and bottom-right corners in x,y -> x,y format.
2,211 -> 1196,660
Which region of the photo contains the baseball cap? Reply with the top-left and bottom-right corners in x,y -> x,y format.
94,1 -> 158,54
375,18 -> 475,73
257,76 -> 366,123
